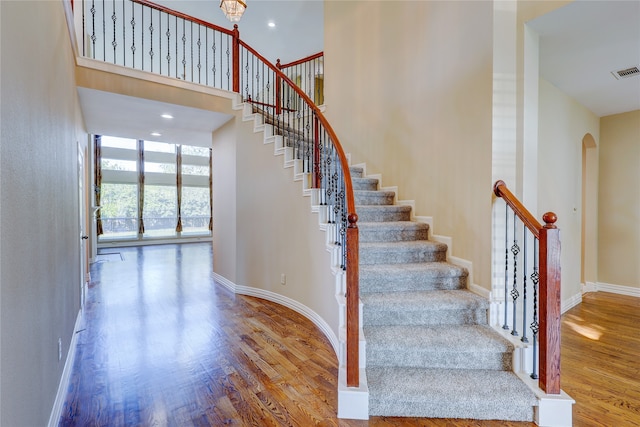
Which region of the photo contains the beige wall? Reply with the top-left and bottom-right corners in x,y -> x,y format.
212,114 -> 340,339
1,1 -> 85,425
325,1 -> 494,290
598,110 -> 640,289
537,78 -> 600,303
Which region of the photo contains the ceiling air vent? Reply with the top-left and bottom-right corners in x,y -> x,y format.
611,66 -> 640,80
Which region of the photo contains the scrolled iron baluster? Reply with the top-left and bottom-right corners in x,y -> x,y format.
130,2 -> 135,67
530,238 -> 540,379
521,231 -> 529,343
165,15 -> 171,76
149,12 -> 154,72
90,0 -> 97,59
197,27 -> 202,83
121,0 -> 125,67
511,212 -> 520,336
182,21 -> 187,80
111,0 -> 117,63
503,202 -> 509,330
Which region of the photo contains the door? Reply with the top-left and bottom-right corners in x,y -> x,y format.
78,143 -> 90,309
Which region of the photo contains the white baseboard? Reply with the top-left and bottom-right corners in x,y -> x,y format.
582,281 -> 597,293
561,292 -> 582,313
211,272 -> 340,357
595,282 -> 640,297
48,310 -> 83,427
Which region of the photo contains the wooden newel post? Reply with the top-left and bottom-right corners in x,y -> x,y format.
232,24 -> 240,93
539,212 -> 561,394
346,213 -> 359,387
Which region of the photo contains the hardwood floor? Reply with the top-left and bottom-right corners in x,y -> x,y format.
561,292 -> 640,427
60,243 -> 637,426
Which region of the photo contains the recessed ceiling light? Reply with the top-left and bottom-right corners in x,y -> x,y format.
161,114 -> 174,119
268,21 -> 276,28
151,132 -> 162,137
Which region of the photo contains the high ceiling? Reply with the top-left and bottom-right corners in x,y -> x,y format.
528,0 -> 640,117
79,0 -> 640,147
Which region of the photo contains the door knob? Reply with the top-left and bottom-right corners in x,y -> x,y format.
82,235 -> 89,240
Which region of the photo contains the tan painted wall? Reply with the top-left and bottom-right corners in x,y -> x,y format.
1,1 -> 85,424
212,114 -> 340,339
598,110 -> 640,288
325,1 -> 494,290
537,78 -> 600,303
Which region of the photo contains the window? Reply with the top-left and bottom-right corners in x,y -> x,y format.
96,136 -> 211,243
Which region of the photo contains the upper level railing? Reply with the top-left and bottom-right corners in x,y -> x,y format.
77,0 -> 361,387
277,52 -> 324,106
493,180 -> 561,394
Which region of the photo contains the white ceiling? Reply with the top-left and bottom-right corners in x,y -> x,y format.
80,0 -> 640,146
528,0 -> 640,117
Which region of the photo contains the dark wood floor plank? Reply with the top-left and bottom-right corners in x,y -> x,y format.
59,243 -> 639,426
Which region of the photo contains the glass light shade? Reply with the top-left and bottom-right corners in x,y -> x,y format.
220,0 -> 247,23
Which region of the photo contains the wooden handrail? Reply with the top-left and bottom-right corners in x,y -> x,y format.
237,39 -> 358,386
493,180 -> 542,239
277,51 -> 324,70
494,180 -> 561,394
131,0 -> 235,36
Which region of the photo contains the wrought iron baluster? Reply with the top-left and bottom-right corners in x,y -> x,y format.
511,211 -> 520,336
121,0 -> 125,66
530,238 -> 540,379
211,35 -> 216,86
149,10 -> 154,72
111,0 -> 117,63
158,9 -> 161,74
190,22 -> 194,82
205,29 -> 208,86
226,35 -> 230,90
141,5 -> 144,70
130,2 -> 135,68
165,14 -> 170,76
197,26 -> 202,83
503,202 -> 509,330
181,20 -> 186,80
174,16 -> 178,78
522,231 -> 529,343
102,0 -> 106,61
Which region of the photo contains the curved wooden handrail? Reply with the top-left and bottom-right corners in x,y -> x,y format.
238,39 -> 359,386
132,0 -> 235,36
238,40 -> 356,217
493,180 -> 542,239
277,51 -> 324,70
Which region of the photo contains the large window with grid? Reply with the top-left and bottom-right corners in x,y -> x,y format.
95,135 -> 212,242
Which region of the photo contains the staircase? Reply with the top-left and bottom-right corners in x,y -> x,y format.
352,166 -> 538,421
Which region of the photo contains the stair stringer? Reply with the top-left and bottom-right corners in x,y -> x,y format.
352,163 -> 574,426
234,102 -> 370,419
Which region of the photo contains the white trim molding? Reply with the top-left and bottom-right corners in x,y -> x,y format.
48,310 -> 83,427
211,272 -> 340,356
595,282 -> 640,297
561,292 -> 582,313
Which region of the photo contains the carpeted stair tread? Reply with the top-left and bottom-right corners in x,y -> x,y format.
360,262 -> 468,293
364,324 -> 514,370
356,205 -> 412,222
367,367 -> 537,420
358,221 -> 429,242
360,240 -> 447,264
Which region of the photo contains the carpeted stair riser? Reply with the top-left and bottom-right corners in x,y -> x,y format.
360,263 -> 468,293
365,325 -> 513,371
355,190 -> 396,206
358,222 -> 429,243
367,367 -> 536,421
353,178 -> 379,191
360,241 -> 447,264
356,205 -> 412,222
350,167 -> 364,178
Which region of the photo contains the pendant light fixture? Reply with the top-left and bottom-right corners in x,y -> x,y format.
220,0 -> 247,23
